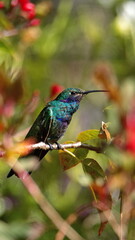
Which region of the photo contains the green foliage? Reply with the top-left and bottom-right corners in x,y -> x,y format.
0,0 -> 135,239
82,158 -> 105,180
59,129 -> 102,170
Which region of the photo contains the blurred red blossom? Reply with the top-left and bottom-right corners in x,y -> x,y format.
125,104 -> 135,131
125,100 -> 135,153
0,0 -> 42,30
126,133 -> 135,153
29,18 -> 41,27
93,63 -> 121,105
91,183 -> 112,211
0,1 -> 4,8
112,99 -> 135,153
11,0 -> 18,7
19,1 -> 36,19
18,0 -> 29,8
0,122 -> 5,132
90,183 -> 112,236
0,99 -> 15,118
21,2 -> 34,11
50,84 -> 64,99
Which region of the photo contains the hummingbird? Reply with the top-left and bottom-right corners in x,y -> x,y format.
7,88 -> 108,178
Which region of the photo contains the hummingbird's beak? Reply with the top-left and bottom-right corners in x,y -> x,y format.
82,90 -> 109,95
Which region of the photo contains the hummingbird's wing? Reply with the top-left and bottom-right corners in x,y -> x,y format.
26,106 -> 53,143
7,106 -> 53,178
25,106 -> 53,160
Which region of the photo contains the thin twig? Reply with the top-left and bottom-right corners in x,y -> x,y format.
0,141 -> 102,239
7,159 -> 85,240
103,209 -> 121,239
55,213 -> 77,240
26,141 -> 102,153
0,141 -> 102,159
0,29 -> 19,38
120,192 -> 124,240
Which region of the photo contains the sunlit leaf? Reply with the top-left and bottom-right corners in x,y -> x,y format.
87,151 -> 110,171
82,158 -> 105,180
73,147 -> 88,161
59,141 -> 81,170
77,130 -> 101,159
59,129 -> 104,170
77,129 -> 100,143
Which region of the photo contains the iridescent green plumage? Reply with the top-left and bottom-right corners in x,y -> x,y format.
7,88 -> 108,178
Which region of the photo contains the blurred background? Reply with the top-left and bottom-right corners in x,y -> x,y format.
0,0 -> 135,239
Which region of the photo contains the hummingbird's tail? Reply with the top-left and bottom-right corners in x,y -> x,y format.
7,169 -> 17,178
7,149 -> 49,178
7,168 -> 32,179
7,169 -> 16,178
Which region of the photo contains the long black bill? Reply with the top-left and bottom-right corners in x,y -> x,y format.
83,90 -> 109,95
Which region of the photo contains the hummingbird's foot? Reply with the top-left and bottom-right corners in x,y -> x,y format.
47,142 -> 61,150
47,142 -> 54,150
55,142 -> 62,150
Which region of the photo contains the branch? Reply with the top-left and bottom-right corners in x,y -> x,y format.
0,141 -> 103,239
26,141 -> 102,153
0,29 -> 19,38
6,159 -> 85,240
0,141 -> 102,159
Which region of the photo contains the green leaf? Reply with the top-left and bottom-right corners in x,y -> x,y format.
59,130 -> 103,170
77,129 -> 100,146
59,141 -> 81,170
73,130 -> 101,161
87,151 -> 110,171
82,158 -> 105,180
77,129 -> 100,142
0,40 -> 23,81
73,147 -> 89,161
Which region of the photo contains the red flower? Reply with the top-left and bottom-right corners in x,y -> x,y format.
125,101 -> 135,153
126,131 -> 135,152
29,18 -> 41,26
18,0 -> 29,7
126,111 -> 135,131
11,0 -> 19,7
50,84 -> 64,99
18,1 -> 36,19
0,1 -> 5,8
27,9 -> 36,20
21,2 -> 34,12
0,99 -> 15,118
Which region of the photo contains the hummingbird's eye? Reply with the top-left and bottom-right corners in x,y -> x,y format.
71,91 -> 76,95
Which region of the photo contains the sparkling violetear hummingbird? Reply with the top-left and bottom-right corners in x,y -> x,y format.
7,88 -> 108,178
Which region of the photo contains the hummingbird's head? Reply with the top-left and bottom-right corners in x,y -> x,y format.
55,88 -> 84,103
55,88 -> 108,103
